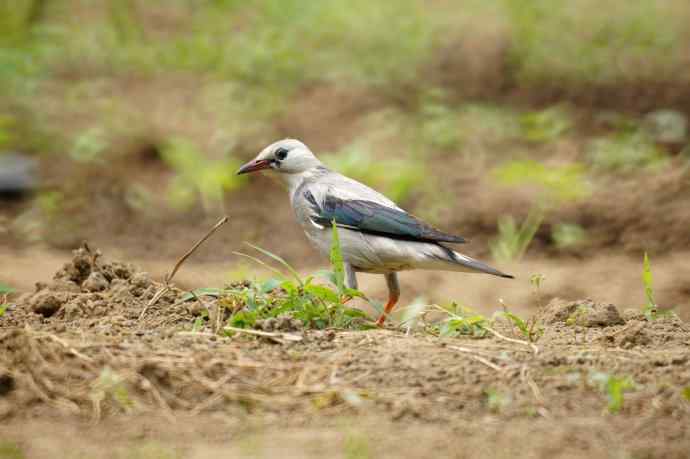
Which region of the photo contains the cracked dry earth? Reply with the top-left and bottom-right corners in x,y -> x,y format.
1,248 -> 689,459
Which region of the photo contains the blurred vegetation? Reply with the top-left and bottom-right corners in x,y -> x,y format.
1,0 -> 689,256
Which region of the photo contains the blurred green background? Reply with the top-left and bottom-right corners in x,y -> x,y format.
1,0 -> 689,310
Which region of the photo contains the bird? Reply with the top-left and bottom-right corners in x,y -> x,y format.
237,139 -> 513,326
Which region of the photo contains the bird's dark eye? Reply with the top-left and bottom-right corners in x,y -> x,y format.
275,147 -> 289,160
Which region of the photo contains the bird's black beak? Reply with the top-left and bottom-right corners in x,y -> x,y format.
236,159 -> 271,175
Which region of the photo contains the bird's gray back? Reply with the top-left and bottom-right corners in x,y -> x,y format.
292,167 -> 398,210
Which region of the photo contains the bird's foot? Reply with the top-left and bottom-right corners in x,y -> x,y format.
375,314 -> 387,327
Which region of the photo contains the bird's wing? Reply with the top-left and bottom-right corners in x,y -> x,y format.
302,183 -> 466,244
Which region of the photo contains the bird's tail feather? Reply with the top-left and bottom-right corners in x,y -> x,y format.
436,245 -> 514,278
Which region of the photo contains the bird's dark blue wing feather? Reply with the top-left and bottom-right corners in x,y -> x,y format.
305,191 -> 466,244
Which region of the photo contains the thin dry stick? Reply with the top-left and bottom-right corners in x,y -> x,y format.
448,345 -> 504,372
224,326 -> 303,343
484,325 -> 540,355
139,216 -> 229,320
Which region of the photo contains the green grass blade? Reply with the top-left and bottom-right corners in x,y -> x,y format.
643,252 -> 655,309
244,243 -> 303,286
232,251 -> 288,280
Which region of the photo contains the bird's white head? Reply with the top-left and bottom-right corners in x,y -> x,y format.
237,139 -> 322,176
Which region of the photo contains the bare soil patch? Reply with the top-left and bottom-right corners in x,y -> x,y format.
1,248 -> 689,458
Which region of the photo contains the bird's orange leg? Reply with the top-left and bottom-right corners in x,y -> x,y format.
375,273 -> 400,327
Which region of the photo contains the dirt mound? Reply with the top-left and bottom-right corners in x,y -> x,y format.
2,244 -> 193,335
535,298 -> 690,349
1,248 -> 690,458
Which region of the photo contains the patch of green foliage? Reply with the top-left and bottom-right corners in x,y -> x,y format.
90,367 -> 134,414
519,106 -> 573,143
489,209 -> 543,263
418,98 -> 461,150
642,252 -> 656,319
492,160 -> 592,203
496,308 -> 542,342
435,304 -> 489,338
0,283 -> 13,295
160,138 -> 245,213
588,372 -> 634,414
504,0 -> 686,86
683,386 -> 690,402
639,252 -> 673,320
587,132 -> 668,172
0,283 -> 13,318
484,388 -> 511,413
323,144 -> 425,203
552,222 -> 587,249
217,223 -> 371,331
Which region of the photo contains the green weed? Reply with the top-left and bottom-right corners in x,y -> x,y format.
435,303 -> 489,338
0,283 -> 12,318
519,106 -> 573,143
161,138 -> 245,213
587,132 -> 668,172
639,252 -> 673,320
418,101 -> 461,150
489,209 -> 543,262
682,386 -> 690,402
484,388 -> 511,413
642,252 -> 656,319
504,0 -> 686,86
552,222 -> 587,249
90,367 -> 135,414
492,160 -> 592,203
496,308 -> 542,342
588,372 -> 634,414
0,283 -> 13,295
220,223 -> 370,331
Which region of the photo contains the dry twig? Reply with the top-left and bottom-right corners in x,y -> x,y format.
140,216 -> 229,320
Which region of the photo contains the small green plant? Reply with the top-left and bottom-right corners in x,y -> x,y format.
642,252 -> 657,320
587,132 -> 668,172
70,127 -> 110,163
492,160 -> 592,203
497,307 -> 542,342
589,372 -> 634,414
484,388 -> 511,413
161,138 -> 246,213
221,223 -> 370,331
0,283 -> 13,318
639,253 -> 674,320
90,367 -> 134,414
191,308 -> 209,332
0,283 -> 13,295
682,386 -> 690,402
519,105 -> 572,143
419,102 -> 461,150
529,273 -> 545,290
489,209 -> 543,262
552,222 -> 587,249
435,303 -> 489,338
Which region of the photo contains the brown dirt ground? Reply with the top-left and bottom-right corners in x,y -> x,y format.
1,248 -> 689,459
